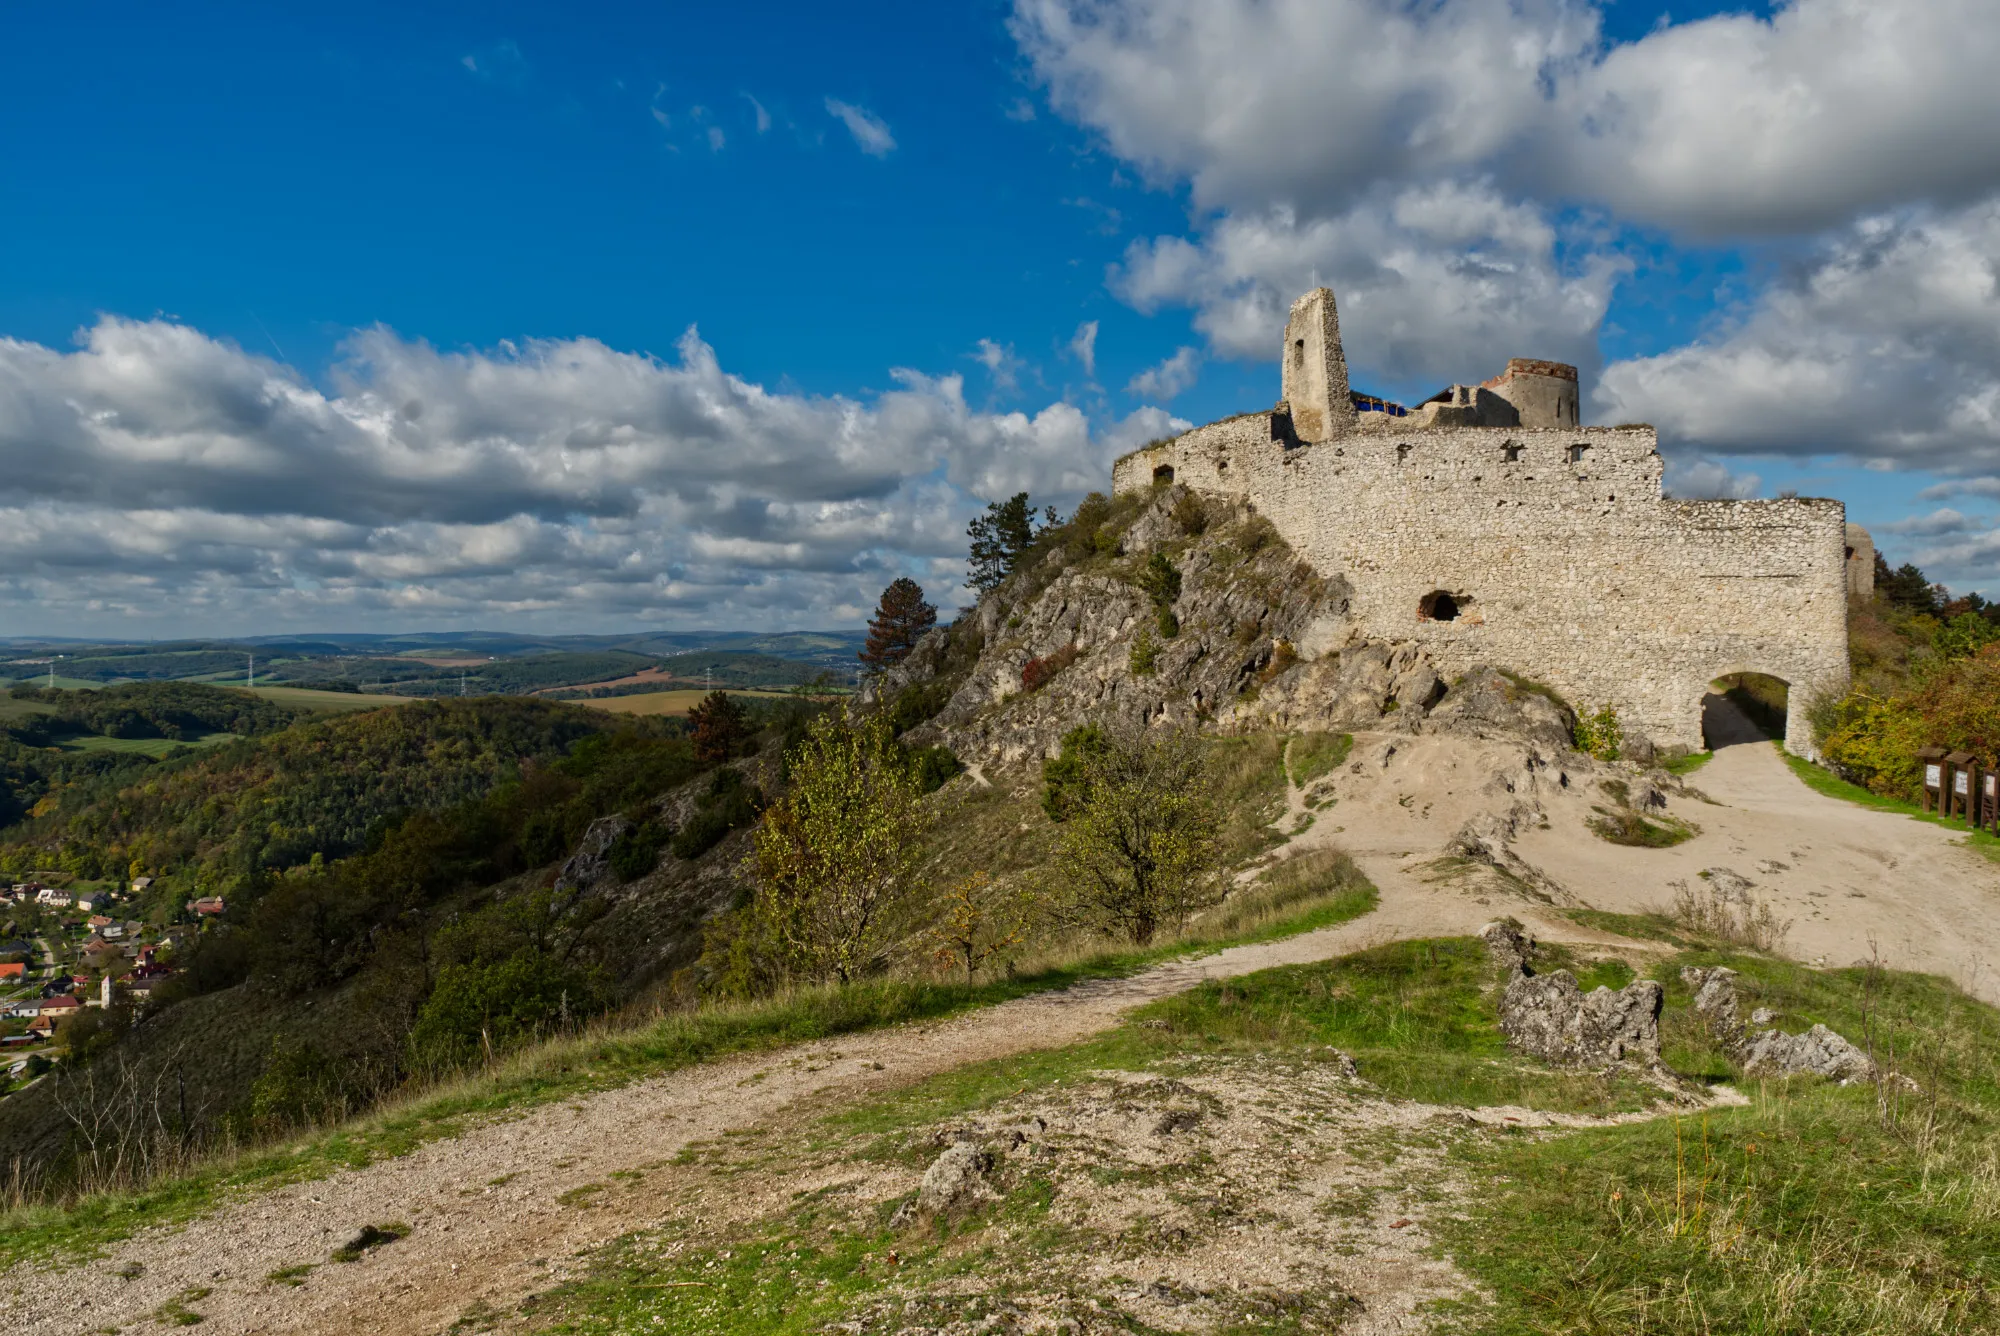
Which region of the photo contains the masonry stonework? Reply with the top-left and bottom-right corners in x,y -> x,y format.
1113,288 -> 1849,757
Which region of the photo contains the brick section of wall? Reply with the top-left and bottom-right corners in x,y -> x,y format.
1113,418 -> 1849,754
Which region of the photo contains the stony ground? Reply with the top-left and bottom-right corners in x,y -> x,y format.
12,708 -> 2000,1333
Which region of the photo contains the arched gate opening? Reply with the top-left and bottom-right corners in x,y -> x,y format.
1702,672 -> 1790,749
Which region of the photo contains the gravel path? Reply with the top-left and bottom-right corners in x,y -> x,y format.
12,882 -> 1528,1336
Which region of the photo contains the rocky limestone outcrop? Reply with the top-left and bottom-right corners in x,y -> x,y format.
553,814 -> 631,896
892,1139 -> 999,1229
1423,667 -> 1575,751
1683,966 -> 1876,1084
1483,920 -> 1663,1066
869,485 -> 1605,772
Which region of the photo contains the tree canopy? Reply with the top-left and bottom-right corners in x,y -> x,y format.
966,493 -> 1056,593
860,578 -> 937,674
1041,724 -> 1220,944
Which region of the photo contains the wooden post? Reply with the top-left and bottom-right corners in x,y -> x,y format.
1947,751 -> 1975,822
1918,747 -> 1947,813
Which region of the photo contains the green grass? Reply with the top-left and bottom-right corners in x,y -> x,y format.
1779,743 -> 2000,862
1138,939 -> 1661,1113
1437,951 -> 2000,1334
1589,805 -> 1700,847
53,730 -> 241,757
1285,730 -> 1353,786
236,685 -> 412,713
509,941 -> 2000,1336
3,676 -> 106,692
833,938 -> 1659,1144
0,695 -> 55,724
0,862 -> 1379,1269
1661,749 -> 1713,776
1564,907 -> 1696,948
1209,732 -> 1291,863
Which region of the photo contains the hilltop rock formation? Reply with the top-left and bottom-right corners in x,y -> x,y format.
867,485 -> 1580,772
1684,966 -> 1877,1084
1484,920 -> 1663,1067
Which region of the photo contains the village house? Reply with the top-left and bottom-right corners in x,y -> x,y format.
188,896 -> 225,917
0,962 -> 23,983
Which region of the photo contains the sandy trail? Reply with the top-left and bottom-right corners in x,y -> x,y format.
1514,699 -> 2000,1004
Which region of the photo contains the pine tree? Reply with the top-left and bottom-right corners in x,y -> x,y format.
687,690 -> 750,764
859,578 -> 937,674
966,493 -> 1056,593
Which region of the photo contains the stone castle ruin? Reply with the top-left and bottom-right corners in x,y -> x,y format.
1113,288 -> 1851,756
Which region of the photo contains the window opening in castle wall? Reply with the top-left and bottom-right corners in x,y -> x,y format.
1418,591 -> 1462,622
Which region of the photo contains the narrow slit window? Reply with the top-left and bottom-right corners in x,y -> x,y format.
1502,442 -> 1523,462
1568,443 -> 1590,465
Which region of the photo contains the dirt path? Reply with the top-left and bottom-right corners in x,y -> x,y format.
10,884 -> 1568,1336
1514,701 -> 2000,1003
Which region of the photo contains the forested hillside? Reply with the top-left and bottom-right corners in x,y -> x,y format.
0,682 -> 311,828
1814,553 -> 2000,794
0,689 -> 810,1186
0,696 -> 613,887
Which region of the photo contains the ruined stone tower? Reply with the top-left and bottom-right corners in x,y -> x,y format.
1280,288 -> 1355,443
1113,287 -> 1851,758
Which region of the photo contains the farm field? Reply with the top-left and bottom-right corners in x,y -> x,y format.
54,731 -> 243,757
0,697 -> 55,725
1,677 -> 102,692
583,688 -> 794,716
237,686 -> 413,713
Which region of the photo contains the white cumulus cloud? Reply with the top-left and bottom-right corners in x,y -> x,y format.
0,319 -> 1157,633
1125,346 -> 1201,401
1595,197 -> 2000,473
825,98 -> 897,157
1069,320 -> 1099,377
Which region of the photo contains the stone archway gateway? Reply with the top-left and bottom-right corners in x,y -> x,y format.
1703,671 -> 1791,750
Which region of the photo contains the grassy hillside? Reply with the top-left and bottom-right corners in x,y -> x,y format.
586,688 -> 795,716
240,685 -> 413,713
513,937 -> 1999,1336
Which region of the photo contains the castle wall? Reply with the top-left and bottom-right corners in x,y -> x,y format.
1845,523 -> 1876,601
1113,417 -> 1849,756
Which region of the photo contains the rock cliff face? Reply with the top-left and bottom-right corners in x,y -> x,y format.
867,485 -> 1576,770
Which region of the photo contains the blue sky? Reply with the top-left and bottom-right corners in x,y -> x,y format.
4,0 -> 1999,634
